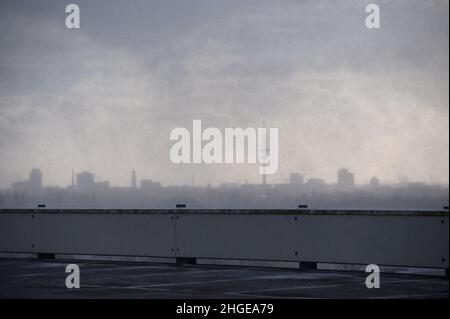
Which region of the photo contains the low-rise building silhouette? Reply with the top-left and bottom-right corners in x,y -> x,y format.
337,168 -> 354,188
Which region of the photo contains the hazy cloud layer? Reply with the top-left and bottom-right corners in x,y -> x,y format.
0,0 -> 448,187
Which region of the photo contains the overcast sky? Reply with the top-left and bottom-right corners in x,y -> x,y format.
0,0 -> 448,188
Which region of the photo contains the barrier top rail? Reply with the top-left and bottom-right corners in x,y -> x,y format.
0,208 -> 448,216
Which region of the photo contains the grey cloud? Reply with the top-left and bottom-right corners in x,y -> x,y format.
0,0 -> 448,187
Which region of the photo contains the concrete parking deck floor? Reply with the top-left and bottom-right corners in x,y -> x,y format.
0,259 -> 448,299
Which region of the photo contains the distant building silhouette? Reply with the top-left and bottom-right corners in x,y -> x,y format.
337,168 -> 354,188
94,181 -> 109,193
2,167 -> 448,210
398,175 -> 409,184
289,173 -> 304,185
12,168 -> 42,194
305,178 -> 326,192
140,179 -> 162,192
29,169 -> 42,192
76,171 -> 95,192
370,176 -> 380,187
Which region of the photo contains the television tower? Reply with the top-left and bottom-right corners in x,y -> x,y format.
71,169 -> 75,190
260,121 -> 269,186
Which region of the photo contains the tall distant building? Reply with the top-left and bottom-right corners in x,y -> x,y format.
337,168 -> 354,188
12,168 -> 42,194
131,170 -> 137,189
29,168 -> 42,191
76,171 -> 95,192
